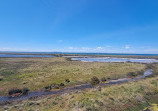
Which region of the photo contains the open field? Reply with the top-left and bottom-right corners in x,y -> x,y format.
0,57 -> 146,96
0,64 -> 158,111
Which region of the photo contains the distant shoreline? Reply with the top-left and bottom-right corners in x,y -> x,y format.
1,52 -> 158,59
0,51 -> 158,56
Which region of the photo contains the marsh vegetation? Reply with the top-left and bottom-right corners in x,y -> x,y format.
0,57 -> 146,95
1,68 -> 158,111
0,57 -> 158,111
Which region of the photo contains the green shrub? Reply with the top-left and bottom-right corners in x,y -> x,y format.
45,83 -> 65,91
65,79 -> 70,83
128,70 -> 144,77
90,76 -> 100,86
107,77 -> 111,80
44,85 -> 52,91
22,87 -> 30,94
127,72 -> 137,77
0,78 -> 3,81
8,87 -> 29,95
51,83 -> 60,89
59,83 -> 65,87
8,89 -> 22,95
101,77 -> 107,82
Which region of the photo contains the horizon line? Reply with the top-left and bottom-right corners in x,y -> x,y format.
0,51 -> 158,55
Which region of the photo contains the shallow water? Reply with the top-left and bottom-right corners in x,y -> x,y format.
0,69 -> 153,103
0,54 -> 55,58
71,57 -> 158,63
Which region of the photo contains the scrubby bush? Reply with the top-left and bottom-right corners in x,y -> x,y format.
90,76 -> 100,85
45,83 -> 65,91
8,89 -> 22,95
107,77 -> 111,80
51,83 -> 60,89
127,72 -> 137,77
59,83 -> 65,87
0,78 -> 3,81
101,77 -> 107,82
8,87 -> 30,96
65,79 -> 70,83
128,70 -> 144,77
22,87 -> 30,94
44,85 -> 52,91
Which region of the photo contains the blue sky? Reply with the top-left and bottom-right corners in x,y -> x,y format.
0,0 -> 158,53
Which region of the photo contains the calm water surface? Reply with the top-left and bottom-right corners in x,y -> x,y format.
71,57 -> 158,63
0,54 -> 55,58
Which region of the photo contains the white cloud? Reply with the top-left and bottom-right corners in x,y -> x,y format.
58,40 -> 63,43
1,46 -> 158,54
96,47 -> 102,50
92,47 -> 105,52
0,48 -> 11,50
94,47 -> 103,51
125,45 -> 130,49
68,47 -> 74,50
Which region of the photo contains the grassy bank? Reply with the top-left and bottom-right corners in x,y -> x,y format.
0,57 -> 146,95
0,65 -> 158,111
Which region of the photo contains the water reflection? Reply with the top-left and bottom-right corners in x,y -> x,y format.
71,57 -> 158,63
